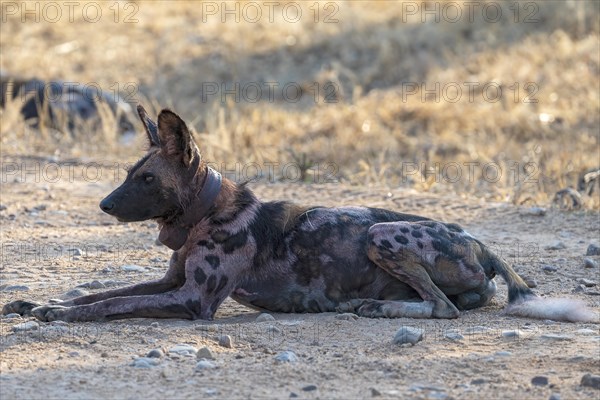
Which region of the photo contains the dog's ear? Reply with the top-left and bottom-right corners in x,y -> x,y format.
137,105 -> 160,147
157,109 -> 199,167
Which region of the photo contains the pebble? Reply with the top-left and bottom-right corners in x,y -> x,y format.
542,265 -> 558,273
168,344 -> 197,356
545,242 -> 566,251
146,349 -> 164,358
62,288 -> 89,299
581,373 -> 600,389
130,357 -> 160,368
12,321 -> 39,332
335,313 -> 359,321
256,313 -> 276,322
471,378 -> 486,385
549,393 -> 561,400
121,265 -> 146,272
540,334 -> 573,341
150,322 -> 159,328
268,325 -> 282,334
520,207 -> 546,216
275,351 -> 298,363
0,204 -> 6,211
576,328 -> 597,335
1,313 -> 21,320
501,329 -> 524,338
302,385 -> 317,392
524,278 -> 538,288
68,248 -> 83,256
584,258 -> 598,269
531,376 -> 549,386
586,244 -> 600,256
195,324 -> 218,332
579,278 -> 597,287
197,346 -> 215,360
370,388 -> 382,397
218,335 -> 233,348
0,285 -> 30,292
76,280 -> 106,289
444,332 -> 464,341
195,360 -> 217,371
393,326 -> 423,345
495,351 -> 512,357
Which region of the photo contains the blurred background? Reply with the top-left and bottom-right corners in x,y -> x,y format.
1,0 -> 598,207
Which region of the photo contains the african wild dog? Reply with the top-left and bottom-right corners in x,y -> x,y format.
3,106 -> 596,323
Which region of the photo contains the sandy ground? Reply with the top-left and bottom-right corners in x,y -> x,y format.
0,156 -> 599,400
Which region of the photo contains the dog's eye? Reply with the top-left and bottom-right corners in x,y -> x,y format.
143,173 -> 154,183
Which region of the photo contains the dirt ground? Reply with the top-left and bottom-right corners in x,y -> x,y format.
0,156 -> 599,400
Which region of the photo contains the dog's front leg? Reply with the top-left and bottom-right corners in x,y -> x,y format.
31,250 -> 239,322
2,252 -> 186,316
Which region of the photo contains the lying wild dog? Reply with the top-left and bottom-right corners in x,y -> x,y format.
0,74 -> 134,135
3,106 -> 596,323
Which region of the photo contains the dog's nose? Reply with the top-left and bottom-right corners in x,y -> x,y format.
99,198 -> 115,213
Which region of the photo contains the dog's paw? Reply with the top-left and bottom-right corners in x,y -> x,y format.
31,305 -> 70,322
2,300 -> 42,316
336,299 -> 367,313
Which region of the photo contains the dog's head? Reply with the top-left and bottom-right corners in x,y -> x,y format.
99,105 -> 202,222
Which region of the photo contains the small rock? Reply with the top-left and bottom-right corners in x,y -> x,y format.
289,393 -> 298,398
521,207 -> 546,216
150,321 -> 159,328
268,325 -> 282,334
1,313 -> 21,319
62,288 -> 89,299
471,378 -> 486,385
121,265 -> 146,272
531,376 -> 549,386
581,373 -> 600,389
540,334 -> 573,341
302,385 -> 317,392
579,278 -> 597,287
195,360 -> 217,370
275,351 -> 298,363
444,332 -> 464,341
576,328 -> 597,335
130,357 -> 160,368
586,244 -> 600,256
256,313 -> 275,322
12,321 -> 39,332
370,388 -> 382,397
393,326 -> 424,345
549,393 -> 561,400
542,265 -> 558,273
195,324 -> 218,332
584,258 -> 598,269
169,344 -> 197,356
197,347 -> 215,360
335,313 -> 359,321
573,284 -> 587,293
495,351 -> 512,357
68,248 -> 83,256
76,280 -> 105,289
218,335 -> 233,348
501,329 -> 524,338
524,278 -> 538,288
0,204 -> 6,211
1,285 -> 30,292
545,242 -> 566,251
146,349 -> 164,358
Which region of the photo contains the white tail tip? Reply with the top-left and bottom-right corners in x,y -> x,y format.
505,297 -> 598,323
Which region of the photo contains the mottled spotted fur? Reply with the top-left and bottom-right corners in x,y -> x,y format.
3,107 -> 596,323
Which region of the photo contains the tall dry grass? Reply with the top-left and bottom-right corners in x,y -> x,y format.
0,0 -> 598,207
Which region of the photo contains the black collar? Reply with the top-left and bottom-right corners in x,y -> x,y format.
158,166 -> 222,250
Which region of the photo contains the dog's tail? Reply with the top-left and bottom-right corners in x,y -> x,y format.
483,248 -> 597,323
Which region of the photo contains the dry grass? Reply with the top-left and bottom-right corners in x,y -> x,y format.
0,0 -> 598,208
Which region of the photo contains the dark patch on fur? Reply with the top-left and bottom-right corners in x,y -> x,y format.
221,230 -> 248,254
380,239 -> 393,249
394,235 -> 409,245
205,255 -> 220,269
197,240 -> 215,250
215,276 -> 229,294
417,241 -> 424,249
206,275 -> 217,294
194,268 -> 207,285
411,229 -> 423,238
